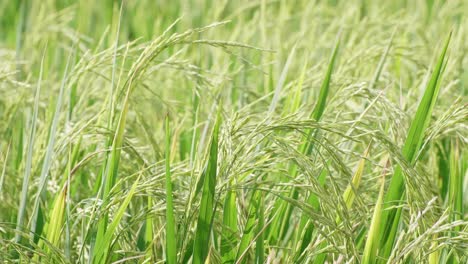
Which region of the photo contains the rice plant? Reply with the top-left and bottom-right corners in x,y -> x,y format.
0,0 -> 466,263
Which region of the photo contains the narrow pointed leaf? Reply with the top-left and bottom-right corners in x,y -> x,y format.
165,114 -> 177,264
362,164 -> 388,264
221,188 -> 238,264
378,32 -> 452,259
93,176 -> 140,263
193,112 -> 221,264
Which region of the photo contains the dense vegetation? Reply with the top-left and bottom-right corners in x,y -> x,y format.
0,0 -> 466,263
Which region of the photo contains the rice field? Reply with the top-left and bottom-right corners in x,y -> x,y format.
0,0 -> 466,263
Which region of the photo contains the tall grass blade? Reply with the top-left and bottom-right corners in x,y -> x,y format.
255,194 -> 265,264
285,58 -> 308,115
368,29 -> 396,91
0,143 -> 10,197
165,114 -> 177,264
273,35 -> 340,245
30,47 -> 73,240
93,176 -> 140,263
33,184 -> 68,262
378,32 -> 452,260
192,111 -> 221,264
446,139 -> 463,263
235,191 -> 260,263
309,37 -> 340,123
448,139 -> 463,229
428,234 -> 439,264
437,139 -> 450,200
267,45 -> 296,116
313,144 -> 370,263
44,184 -> 67,250
295,167 -> 328,261
14,47 -> 46,243
362,163 -> 388,264
95,50 -> 133,255
221,188 -> 238,263
144,196 -> 154,259
342,144 -> 371,210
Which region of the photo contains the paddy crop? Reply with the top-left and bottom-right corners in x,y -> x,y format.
0,0 -> 466,263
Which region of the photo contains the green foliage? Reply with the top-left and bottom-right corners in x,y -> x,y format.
377,32 -> 452,262
193,111 -> 221,264
0,1 -> 466,263
165,115 -> 177,264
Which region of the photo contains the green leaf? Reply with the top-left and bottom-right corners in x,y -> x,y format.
193,111 -> 221,264
34,184 -> 67,262
236,191 -> 260,263
448,139 -> 463,228
31,47 -> 72,240
342,143 -> 371,210
310,37 -> 340,123
93,176 -> 140,264
362,164 -> 387,264
221,188 -> 238,264
15,47 -> 46,244
295,167 -> 327,261
0,143 -> 10,201
378,32 -> 452,260
271,34 -> 340,246
446,139 -> 463,264
268,44 -> 297,116
428,234 -> 439,264
45,185 -> 67,248
165,114 -> 177,264
145,196 -> 154,259
284,57 -> 308,115
255,194 -> 265,264
313,144 -> 370,263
